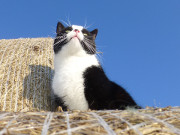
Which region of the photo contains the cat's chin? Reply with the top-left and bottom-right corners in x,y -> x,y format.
69,37 -> 81,43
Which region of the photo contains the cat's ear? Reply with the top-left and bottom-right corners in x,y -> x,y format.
90,29 -> 98,40
56,22 -> 65,34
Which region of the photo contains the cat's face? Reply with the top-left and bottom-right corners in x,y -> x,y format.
54,22 -> 98,55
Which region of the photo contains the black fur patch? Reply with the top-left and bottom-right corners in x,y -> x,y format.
53,94 -> 67,111
81,29 -> 96,54
53,26 -> 73,54
83,66 -> 141,110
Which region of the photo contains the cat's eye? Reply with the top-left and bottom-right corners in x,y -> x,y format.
83,33 -> 88,36
65,30 -> 71,33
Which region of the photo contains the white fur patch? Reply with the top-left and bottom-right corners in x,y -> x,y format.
52,35 -> 99,111
72,25 -> 83,30
66,25 -> 84,41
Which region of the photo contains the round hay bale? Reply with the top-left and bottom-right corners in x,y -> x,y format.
0,38 -> 54,112
0,107 -> 179,135
0,38 -> 180,134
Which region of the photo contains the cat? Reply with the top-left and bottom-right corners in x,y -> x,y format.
52,22 -> 141,111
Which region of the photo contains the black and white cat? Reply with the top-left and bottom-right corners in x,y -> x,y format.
52,22 -> 140,111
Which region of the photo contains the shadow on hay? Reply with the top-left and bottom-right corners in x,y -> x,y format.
23,64 -> 58,111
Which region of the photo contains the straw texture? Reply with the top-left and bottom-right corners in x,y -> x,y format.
0,107 -> 180,135
0,38 -> 54,112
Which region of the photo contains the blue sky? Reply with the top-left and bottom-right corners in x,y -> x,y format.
0,0 -> 180,108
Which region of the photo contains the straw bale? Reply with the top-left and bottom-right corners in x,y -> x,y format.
0,107 -> 179,135
0,38 -> 54,112
0,38 -> 180,134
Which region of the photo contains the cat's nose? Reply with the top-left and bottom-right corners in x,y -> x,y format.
74,29 -> 80,33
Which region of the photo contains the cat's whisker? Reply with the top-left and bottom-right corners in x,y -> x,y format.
84,37 -> 95,43
84,36 -> 94,38
85,41 -> 95,51
53,37 -> 67,46
83,41 -> 96,53
84,40 -> 93,45
84,37 -> 94,43
53,37 -> 65,42
84,39 -> 94,45
52,32 -> 57,35
61,20 -> 70,27
82,41 -> 93,53
85,23 -> 94,29
83,39 -> 93,46
54,35 -> 66,40
67,18 -> 72,26
84,37 -> 93,40
84,19 -> 88,29
56,34 -> 66,38
84,39 -> 95,47
95,49 -> 103,64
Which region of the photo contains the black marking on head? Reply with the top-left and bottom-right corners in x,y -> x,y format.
53,33 -> 67,54
61,26 -> 73,33
81,28 -> 98,54
56,22 -> 65,34
90,29 -> 98,39
53,22 -> 73,54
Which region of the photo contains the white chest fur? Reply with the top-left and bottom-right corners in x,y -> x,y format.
52,45 -> 99,111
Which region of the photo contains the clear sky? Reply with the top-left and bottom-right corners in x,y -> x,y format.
0,0 -> 180,108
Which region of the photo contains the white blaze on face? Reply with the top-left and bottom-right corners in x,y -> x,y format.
72,25 -> 83,31
66,25 -> 84,41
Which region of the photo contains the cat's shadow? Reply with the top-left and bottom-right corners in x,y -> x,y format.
23,64 -> 58,111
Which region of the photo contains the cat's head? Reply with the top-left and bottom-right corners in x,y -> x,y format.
53,22 -> 98,55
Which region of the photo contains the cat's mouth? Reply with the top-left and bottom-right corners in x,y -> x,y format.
70,36 -> 81,42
